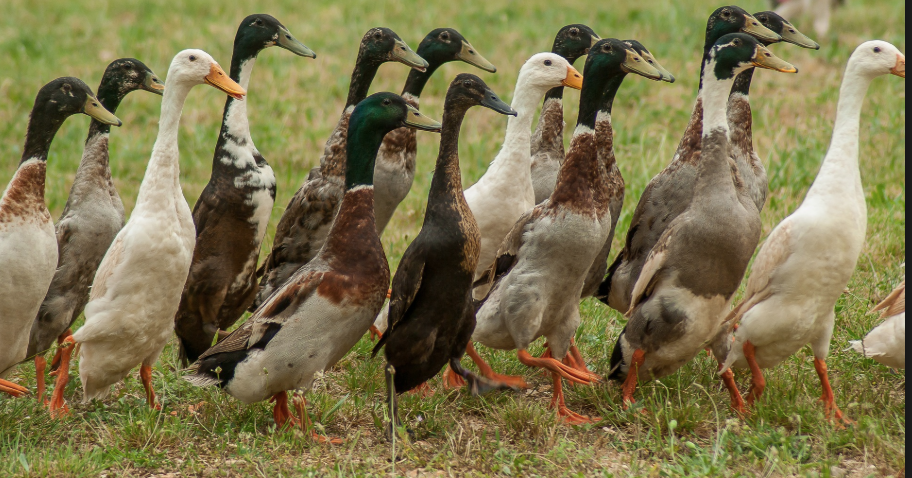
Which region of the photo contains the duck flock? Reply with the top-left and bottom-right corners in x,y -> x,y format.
0,6 -> 905,442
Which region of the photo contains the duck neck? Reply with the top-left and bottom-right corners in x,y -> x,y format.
428,103 -> 469,205
694,64 -> 738,194
730,67 -> 755,97
346,57 -> 383,108
401,62 -> 440,98
135,80 -> 192,207
20,106 -> 68,165
219,52 -> 258,144
344,123 -> 388,190
807,67 -> 872,199
485,82 -> 544,175
89,77 -> 129,137
72,74 -> 131,193
595,74 -> 626,169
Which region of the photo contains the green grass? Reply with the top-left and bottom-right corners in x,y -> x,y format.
0,0 -> 905,476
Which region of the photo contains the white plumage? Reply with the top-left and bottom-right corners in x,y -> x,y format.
851,280 -> 905,369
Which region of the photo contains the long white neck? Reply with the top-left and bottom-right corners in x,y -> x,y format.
701,70 -> 735,137
223,58 -> 255,145
483,80 -> 547,177
133,80 -> 192,212
805,66 -> 872,200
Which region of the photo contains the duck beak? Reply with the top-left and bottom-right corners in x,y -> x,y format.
82,95 -> 122,126
141,71 -> 165,96
778,21 -> 820,50
590,34 -> 601,47
639,50 -> 675,83
561,65 -> 583,90
752,45 -> 798,73
742,14 -> 782,43
391,39 -> 429,72
891,53 -> 905,78
403,104 -> 441,132
480,87 -> 516,116
621,49 -> 663,81
277,28 -> 317,59
456,40 -> 497,73
205,62 -> 246,100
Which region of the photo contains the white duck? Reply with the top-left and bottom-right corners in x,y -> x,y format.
48,50 -> 246,414
0,78 -> 120,398
851,279 -> 905,369
463,52 -> 582,298
720,41 -> 905,424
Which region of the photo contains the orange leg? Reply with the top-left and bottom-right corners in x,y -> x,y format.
443,366 -> 466,389
386,288 -> 392,299
0,378 -> 28,398
516,349 -> 596,385
35,356 -> 48,404
270,391 -> 299,429
368,325 -> 383,341
540,339 -> 602,382
813,358 -> 854,427
408,381 -> 433,397
621,349 -> 646,409
48,336 -> 76,417
720,368 -> 746,415
549,371 -> 600,424
743,341 -> 765,407
291,394 -> 343,444
466,343 -> 529,389
49,328 -> 73,372
139,364 -> 161,410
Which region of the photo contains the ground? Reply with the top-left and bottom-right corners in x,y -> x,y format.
0,0 -> 905,476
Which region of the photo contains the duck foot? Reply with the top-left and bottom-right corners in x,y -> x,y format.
743,341 -> 765,407
517,350 -> 595,385
0,378 -> 28,398
814,358 -> 854,427
49,328 -> 73,372
139,364 -> 161,410
449,358 -> 519,396
291,394 -> 343,444
368,325 -> 383,341
719,368 -> 747,415
621,349 -> 646,410
443,366 -> 466,389
408,382 -> 433,397
550,372 -> 600,425
48,336 -> 76,417
466,343 -> 529,389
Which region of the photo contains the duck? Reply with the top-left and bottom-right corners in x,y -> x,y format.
467,40 -> 662,423
851,279 -> 905,369
597,6 -> 782,313
185,92 -> 441,443
0,78 -> 121,398
727,11 -> 818,213
608,33 -> 797,409
578,40 -> 674,301
26,59 -> 163,404
253,28 -> 427,310
371,74 -> 517,429
48,50 -> 246,415
463,52 -> 582,300
173,14 -> 315,366
530,24 -> 600,205
374,28 -> 497,235
719,42 -> 904,423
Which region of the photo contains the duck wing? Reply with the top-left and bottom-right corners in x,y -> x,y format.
472,206 -> 545,301
626,220 -> 681,317
371,246 -> 426,356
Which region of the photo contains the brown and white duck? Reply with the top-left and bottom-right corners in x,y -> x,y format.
0,77 -> 120,397
174,14 -> 315,366
253,28 -> 426,310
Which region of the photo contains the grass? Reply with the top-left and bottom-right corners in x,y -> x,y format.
0,0 -> 905,476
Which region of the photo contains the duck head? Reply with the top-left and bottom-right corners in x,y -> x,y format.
705,6 -> 781,47
551,24 -> 601,64
345,92 -> 441,188
753,11 -> 820,49
415,28 -> 496,73
35,77 -> 122,127
850,40 -> 905,78
708,33 -> 798,80
360,27 -> 428,72
166,49 -> 246,100
623,40 -> 676,82
607,327 -> 631,382
585,39 -> 662,83
446,73 -> 516,116
100,58 -> 165,98
234,14 -> 316,59
519,52 -> 584,93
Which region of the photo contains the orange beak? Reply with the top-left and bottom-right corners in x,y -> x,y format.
891,53 -> 905,78
562,65 -> 583,90
205,62 -> 246,100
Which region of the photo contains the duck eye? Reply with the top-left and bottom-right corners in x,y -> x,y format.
569,27 -> 579,36
189,55 -> 197,61
122,64 -> 131,70
874,47 -> 882,53
463,80 -> 472,88
441,32 -> 449,40
382,98 -> 391,106
734,39 -> 741,46
255,19 -> 263,25
374,32 -> 382,40
544,59 -> 552,66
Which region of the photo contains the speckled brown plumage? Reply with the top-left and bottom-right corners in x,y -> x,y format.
0,161 -> 47,224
